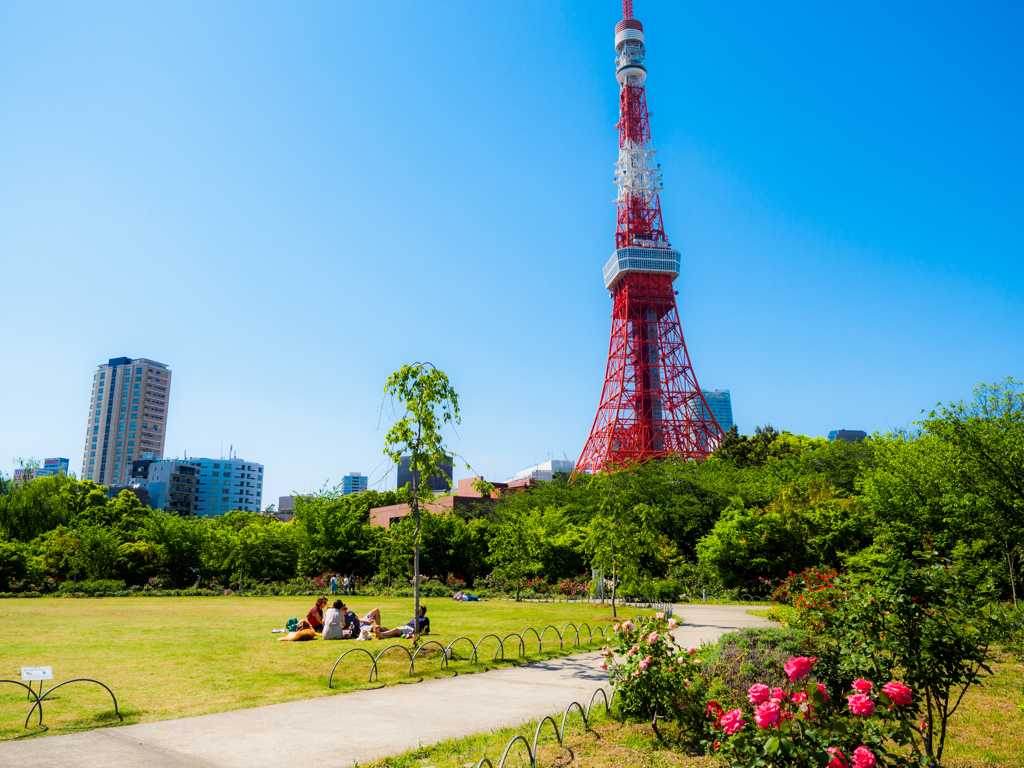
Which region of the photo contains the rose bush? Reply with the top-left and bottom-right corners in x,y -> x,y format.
710,656 -> 920,767
602,613 -> 710,744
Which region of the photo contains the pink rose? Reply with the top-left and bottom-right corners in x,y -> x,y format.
719,708 -> 746,735
687,647 -> 696,655
791,691 -> 808,703
827,747 -> 848,768
655,611 -> 665,620
638,655 -> 651,671
771,687 -> 787,702
852,678 -> 873,694
677,656 -> 686,664
847,693 -> 874,716
648,632 -> 659,643
684,679 -> 691,687
693,659 -> 701,666
784,656 -> 816,682
668,618 -> 678,629
627,648 -> 635,657
851,747 -> 875,768
613,623 -> 621,632
632,670 -> 640,678
747,683 -> 770,704
818,683 -> 829,701
599,662 -> 608,670
631,645 -> 639,653
882,681 -> 912,706
754,701 -> 781,728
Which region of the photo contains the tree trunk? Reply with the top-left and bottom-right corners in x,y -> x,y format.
516,523 -> 522,602
1007,544 -> 1019,609
412,427 -> 421,646
611,543 -> 618,618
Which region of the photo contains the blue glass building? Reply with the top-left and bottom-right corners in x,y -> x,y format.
699,389 -> 734,432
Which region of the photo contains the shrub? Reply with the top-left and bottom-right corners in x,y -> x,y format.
771,567 -> 842,606
703,628 -> 810,707
807,552 -> 1002,764
602,612 -> 711,745
57,579 -> 126,596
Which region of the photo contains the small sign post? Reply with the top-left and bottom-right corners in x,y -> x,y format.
20,667 -> 52,700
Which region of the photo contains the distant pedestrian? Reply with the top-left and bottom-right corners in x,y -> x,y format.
330,575 -> 338,595
342,575 -> 350,595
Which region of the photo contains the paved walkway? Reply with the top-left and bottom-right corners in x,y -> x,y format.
0,604 -> 774,768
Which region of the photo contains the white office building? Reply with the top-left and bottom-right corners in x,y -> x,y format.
188,458 -> 265,517
511,459 -> 574,482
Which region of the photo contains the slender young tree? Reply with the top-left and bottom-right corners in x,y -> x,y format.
584,471 -> 663,617
382,363 -> 460,640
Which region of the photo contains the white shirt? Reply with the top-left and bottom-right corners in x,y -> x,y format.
322,607 -> 345,640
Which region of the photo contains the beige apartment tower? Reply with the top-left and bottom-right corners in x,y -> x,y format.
81,357 -> 172,485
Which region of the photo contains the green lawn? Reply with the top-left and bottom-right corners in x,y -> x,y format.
0,596 -> 615,741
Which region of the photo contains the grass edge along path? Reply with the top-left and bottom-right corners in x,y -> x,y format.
0,597 -> 621,741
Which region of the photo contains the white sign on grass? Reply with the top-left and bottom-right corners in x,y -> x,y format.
21,667 -> 53,682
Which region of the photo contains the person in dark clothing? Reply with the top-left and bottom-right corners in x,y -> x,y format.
372,605 -> 429,638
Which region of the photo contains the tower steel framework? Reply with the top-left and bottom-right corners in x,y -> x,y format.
575,1 -> 725,475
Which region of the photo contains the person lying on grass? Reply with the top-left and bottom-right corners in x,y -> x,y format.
452,591 -> 480,601
278,620 -> 316,641
372,605 -> 430,639
337,601 -> 383,639
306,596 -> 328,632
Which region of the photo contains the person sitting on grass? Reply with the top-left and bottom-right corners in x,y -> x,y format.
338,602 -> 383,639
306,596 -> 328,633
278,620 -> 316,641
322,600 -> 347,640
372,605 -> 429,639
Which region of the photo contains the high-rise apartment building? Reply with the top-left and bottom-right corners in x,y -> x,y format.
189,458 -> 265,516
80,357 -> 171,485
342,472 -> 368,495
699,389 -> 734,432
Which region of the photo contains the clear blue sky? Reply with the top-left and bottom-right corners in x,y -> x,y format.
1,1 -> 1021,507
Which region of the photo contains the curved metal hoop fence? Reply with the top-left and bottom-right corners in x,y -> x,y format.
469,686 -> 616,768
327,619 -> 627,688
22,679 -> 123,729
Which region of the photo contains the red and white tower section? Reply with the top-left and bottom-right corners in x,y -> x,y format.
575,2 -> 725,474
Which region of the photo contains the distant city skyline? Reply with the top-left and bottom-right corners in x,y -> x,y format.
1,2 -> 1021,510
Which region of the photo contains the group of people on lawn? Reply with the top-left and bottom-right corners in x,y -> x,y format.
279,596 -> 429,642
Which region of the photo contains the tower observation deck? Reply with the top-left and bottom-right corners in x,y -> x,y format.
575,1 -> 725,475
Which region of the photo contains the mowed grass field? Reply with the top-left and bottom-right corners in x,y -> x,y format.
0,596 -> 616,741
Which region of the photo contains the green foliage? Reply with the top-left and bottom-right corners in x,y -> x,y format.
697,481 -> 872,588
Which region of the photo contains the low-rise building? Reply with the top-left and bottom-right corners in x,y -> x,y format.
511,459 -> 574,482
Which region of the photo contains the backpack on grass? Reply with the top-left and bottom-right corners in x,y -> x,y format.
286,617 -> 299,632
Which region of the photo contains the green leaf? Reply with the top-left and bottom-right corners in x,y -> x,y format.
765,737 -> 780,754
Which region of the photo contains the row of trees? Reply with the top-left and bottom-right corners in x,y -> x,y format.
1,378 -> 1020,606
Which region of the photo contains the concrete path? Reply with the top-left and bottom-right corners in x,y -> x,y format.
0,604 -> 773,768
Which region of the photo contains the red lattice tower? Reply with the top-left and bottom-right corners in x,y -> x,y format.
575,2 -> 724,475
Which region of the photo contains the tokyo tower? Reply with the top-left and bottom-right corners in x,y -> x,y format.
575,0 -> 725,474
